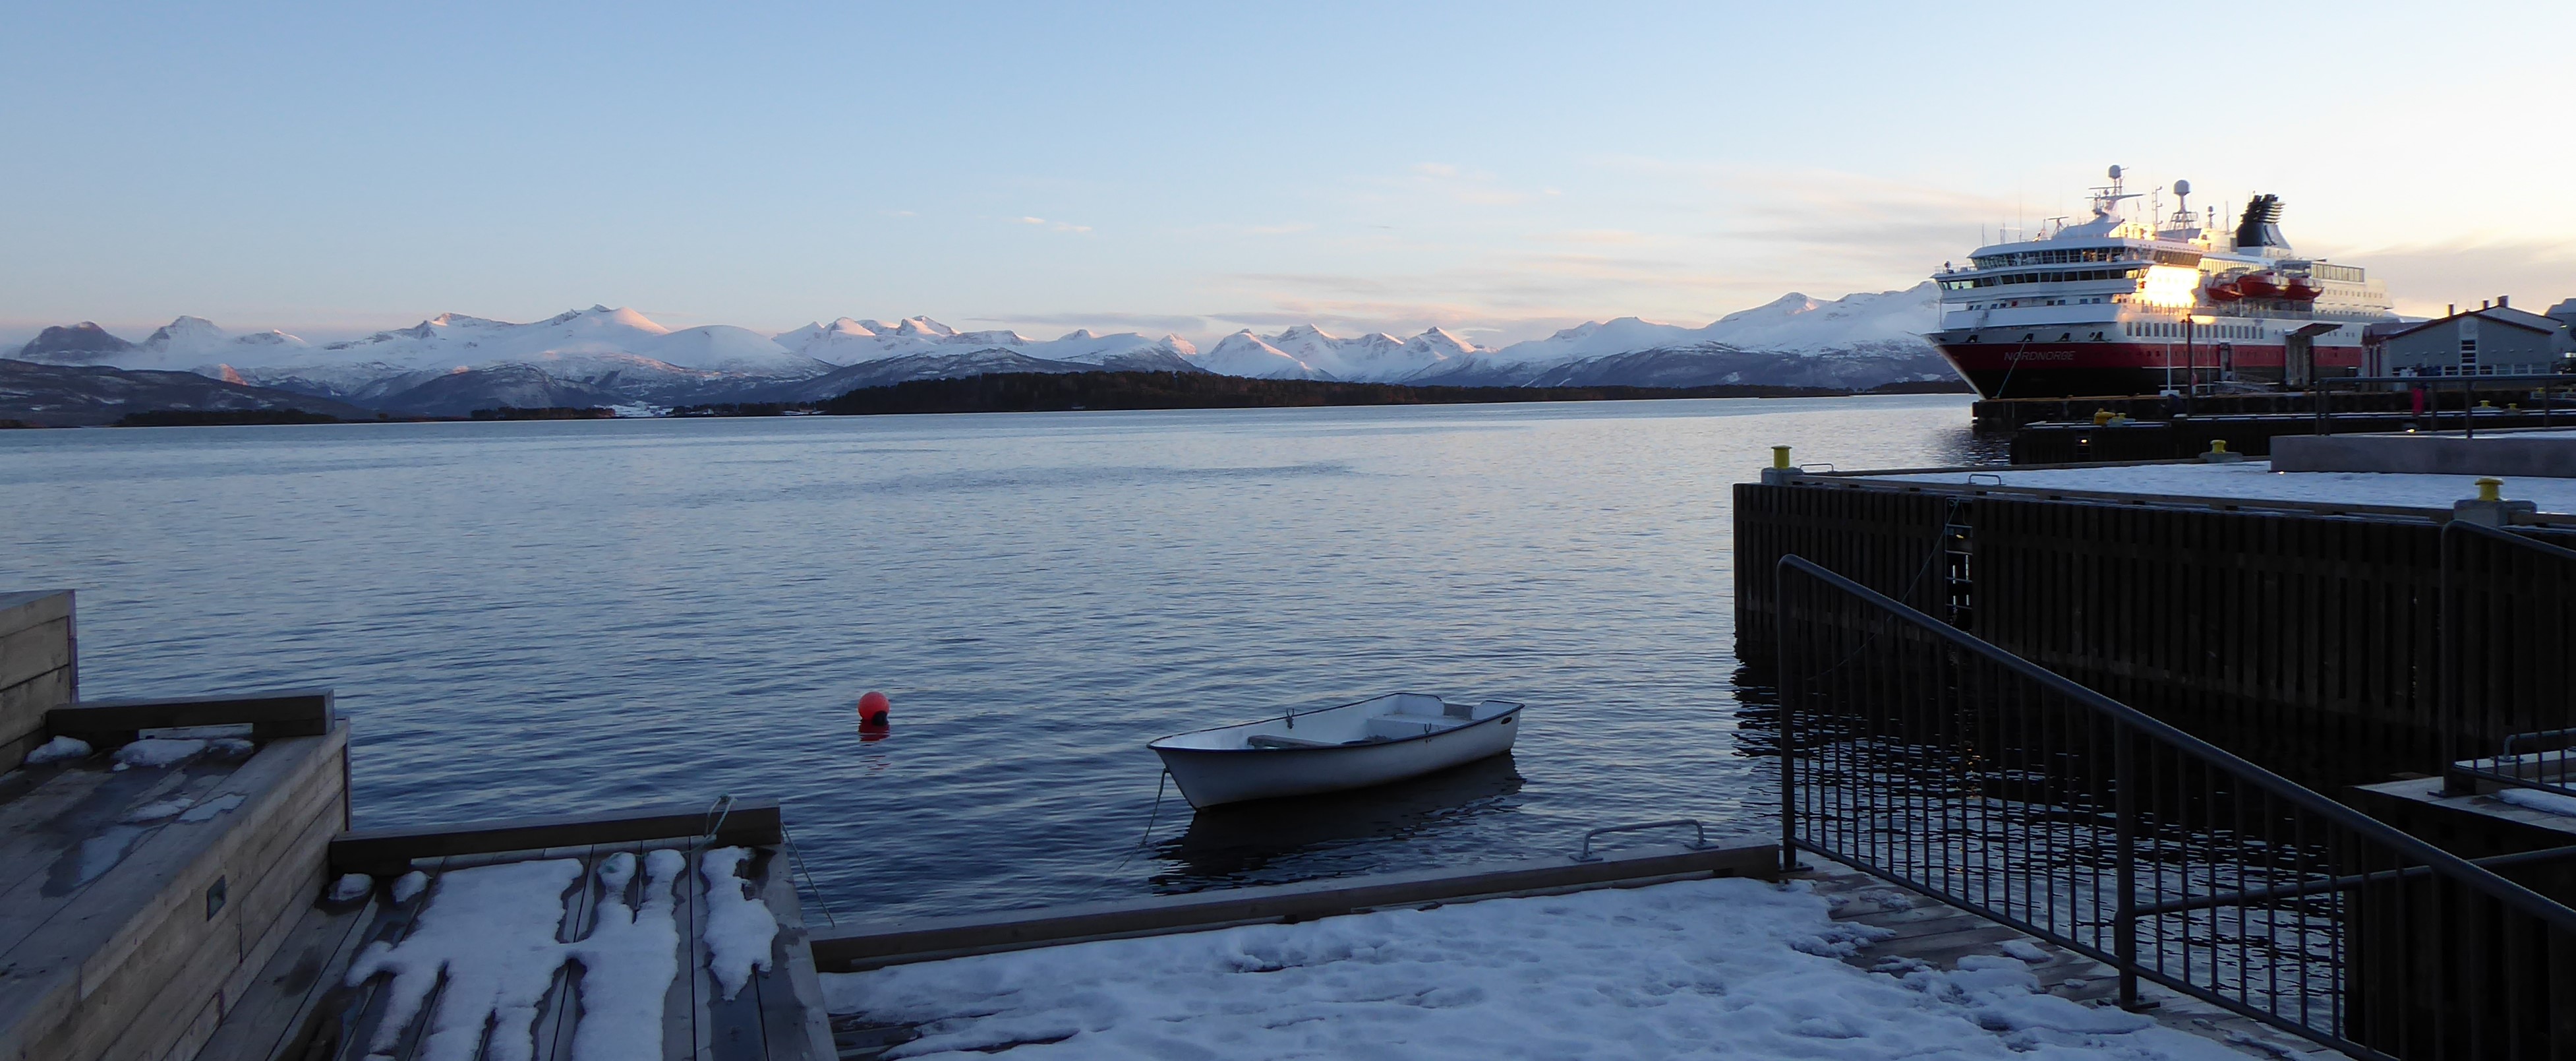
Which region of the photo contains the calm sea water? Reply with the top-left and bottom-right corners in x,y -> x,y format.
0,396 -> 1988,919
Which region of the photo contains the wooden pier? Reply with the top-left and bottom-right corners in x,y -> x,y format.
195,802 -> 834,1061
0,590 -> 833,1061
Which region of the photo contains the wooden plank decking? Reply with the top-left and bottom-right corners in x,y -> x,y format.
0,724 -> 349,1061
195,837 -> 832,1061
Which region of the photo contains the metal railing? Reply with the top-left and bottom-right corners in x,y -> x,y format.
2442,521 -> 2576,802
1776,554 -> 2576,1060
2309,374 -> 2575,439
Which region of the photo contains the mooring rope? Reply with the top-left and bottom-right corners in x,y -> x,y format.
1087,770 -> 1173,899
778,823 -> 840,927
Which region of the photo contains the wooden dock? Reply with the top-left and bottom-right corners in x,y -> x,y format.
0,688 -> 347,1061
195,803 -> 835,1061
1,591 -> 835,1060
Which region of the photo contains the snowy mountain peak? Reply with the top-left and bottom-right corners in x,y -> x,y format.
1405,327 -> 1478,359
1718,293 -> 1824,324
143,316 -> 224,350
895,317 -> 956,337
1193,330 -> 1322,380
1060,329 -> 1098,341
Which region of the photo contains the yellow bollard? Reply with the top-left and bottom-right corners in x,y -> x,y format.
2477,477 -> 2503,502
2210,439 -> 2228,453
1772,445 -> 1792,470
2093,409 -> 2114,426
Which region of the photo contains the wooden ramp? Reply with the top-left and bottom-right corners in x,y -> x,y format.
195,806 -> 833,1061
1798,859 -> 2354,1061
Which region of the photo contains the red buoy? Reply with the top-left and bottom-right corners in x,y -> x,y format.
858,690 -> 892,729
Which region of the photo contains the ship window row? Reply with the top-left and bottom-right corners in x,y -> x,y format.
2122,321 -> 2264,340
1968,248 -> 2200,269
2310,264 -> 2366,283
1944,268 -> 2144,290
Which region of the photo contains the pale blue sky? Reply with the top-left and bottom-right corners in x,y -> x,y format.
5,1 -> 2571,346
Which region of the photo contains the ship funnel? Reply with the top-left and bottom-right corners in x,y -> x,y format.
2235,193 -> 2288,250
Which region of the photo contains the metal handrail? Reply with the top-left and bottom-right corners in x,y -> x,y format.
1776,552 -> 2576,1060
1572,819 -> 1707,863
1778,554 -> 2576,932
2440,520 -> 2576,799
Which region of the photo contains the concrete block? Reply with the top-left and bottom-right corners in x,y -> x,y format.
2273,431 -> 2576,479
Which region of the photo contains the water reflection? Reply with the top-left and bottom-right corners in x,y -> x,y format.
1149,754 -> 1527,890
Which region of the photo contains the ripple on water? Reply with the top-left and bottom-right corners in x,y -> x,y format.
0,396 -> 1985,918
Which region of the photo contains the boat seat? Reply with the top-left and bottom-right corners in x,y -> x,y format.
1246,735 -> 1342,750
1366,713 -> 1469,741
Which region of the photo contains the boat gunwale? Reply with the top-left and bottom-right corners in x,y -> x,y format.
1146,696 -> 1525,754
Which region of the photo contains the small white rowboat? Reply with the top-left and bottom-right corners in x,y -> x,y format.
1148,693 -> 1525,808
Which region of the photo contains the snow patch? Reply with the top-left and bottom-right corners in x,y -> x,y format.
701,847 -> 777,1000
121,799 -> 195,823
345,859 -> 585,1061
330,874 -> 374,902
1860,461 -> 2576,516
566,849 -> 687,1061
24,735 -> 91,765
2000,939 -> 2052,963
179,793 -> 246,822
821,876 -> 2238,1060
2496,787 -> 2576,816
112,738 -> 208,770
76,826 -> 146,886
343,853 -> 694,1061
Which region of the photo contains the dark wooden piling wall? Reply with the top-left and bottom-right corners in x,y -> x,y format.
1737,482 -> 2465,787
1730,483 -> 1956,628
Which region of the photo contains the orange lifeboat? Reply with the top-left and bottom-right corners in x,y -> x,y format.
2237,270 -> 2285,299
2204,276 -> 2244,302
2282,276 -> 2323,301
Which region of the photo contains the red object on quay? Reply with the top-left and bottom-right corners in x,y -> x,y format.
859,690 -> 892,728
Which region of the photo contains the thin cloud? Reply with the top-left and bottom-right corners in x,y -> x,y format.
1014,216 -> 1093,234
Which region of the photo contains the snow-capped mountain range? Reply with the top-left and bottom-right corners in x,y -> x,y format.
9,284 -> 1952,415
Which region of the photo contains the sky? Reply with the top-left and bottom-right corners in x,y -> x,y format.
5,1 -> 2573,348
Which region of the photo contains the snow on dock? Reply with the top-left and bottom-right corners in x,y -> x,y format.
1853,459 -> 2576,514
821,874 -> 2299,1060
194,806 -> 835,1060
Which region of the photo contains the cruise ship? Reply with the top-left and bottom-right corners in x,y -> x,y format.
1930,167 -> 2395,398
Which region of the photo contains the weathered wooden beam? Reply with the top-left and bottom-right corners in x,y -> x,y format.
47,689 -> 334,746
0,589 -> 74,767
328,799 -> 784,876
810,840 -> 1780,973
